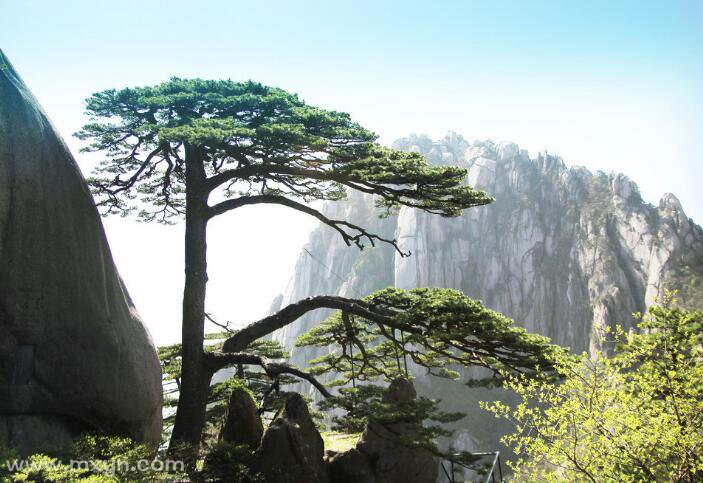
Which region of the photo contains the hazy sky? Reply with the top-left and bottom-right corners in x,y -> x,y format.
2,0 -> 702,345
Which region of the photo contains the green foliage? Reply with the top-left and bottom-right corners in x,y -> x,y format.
320,432 -> 361,453
295,287 -> 563,470
484,296 -> 703,482
320,383 -> 463,437
76,78 -> 492,222
3,454 -> 88,483
159,333 -> 328,446
200,442 -> 261,483
297,287 -> 562,387
1,435 -> 185,482
161,284 -> 562,463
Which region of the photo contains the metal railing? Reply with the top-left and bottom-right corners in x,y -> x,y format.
440,451 -> 504,483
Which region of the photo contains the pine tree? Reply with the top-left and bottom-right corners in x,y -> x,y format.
76,78 -> 557,463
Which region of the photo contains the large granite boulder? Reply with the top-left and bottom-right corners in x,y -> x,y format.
219,387 -> 263,449
253,393 -> 329,483
0,50 -> 162,455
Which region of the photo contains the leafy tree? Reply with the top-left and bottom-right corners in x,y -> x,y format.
484,297 -> 703,482
76,78 -> 555,462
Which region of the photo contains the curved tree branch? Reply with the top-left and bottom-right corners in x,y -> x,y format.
208,194 -> 409,256
221,295 -> 411,353
204,163 -> 490,217
203,351 -> 332,398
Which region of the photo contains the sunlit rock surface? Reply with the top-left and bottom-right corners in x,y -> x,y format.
0,50 -> 162,455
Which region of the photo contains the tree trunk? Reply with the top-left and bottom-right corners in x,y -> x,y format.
168,147 -> 212,462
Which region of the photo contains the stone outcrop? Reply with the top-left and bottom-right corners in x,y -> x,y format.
325,448 -> 375,483
271,132 -> 703,459
325,379 -> 438,483
0,50 -> 162,455
219,388 -> 263,449
253,393 -> 329,483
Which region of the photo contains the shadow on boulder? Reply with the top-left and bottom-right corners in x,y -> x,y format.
253,393 -> 329,483
219,387 -> 264,449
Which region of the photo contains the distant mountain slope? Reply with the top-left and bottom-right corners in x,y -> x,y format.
270,132 -> 703,456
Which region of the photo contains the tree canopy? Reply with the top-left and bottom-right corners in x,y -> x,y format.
76,78 -> 492,235
295,287 -> 560,385
211,288 -> 561,394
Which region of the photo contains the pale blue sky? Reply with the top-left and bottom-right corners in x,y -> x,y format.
2,0 -> 702,344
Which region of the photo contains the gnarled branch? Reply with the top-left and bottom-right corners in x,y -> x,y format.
203,351 -> 332,398
208,194 -> 409,256
221,295 -> 412,353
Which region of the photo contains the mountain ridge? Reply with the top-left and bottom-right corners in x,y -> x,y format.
269,132 -> 703,456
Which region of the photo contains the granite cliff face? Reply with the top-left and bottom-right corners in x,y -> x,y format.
271,132 -> 703,454
392,134 -> 703,353
0,50 -> 162,455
